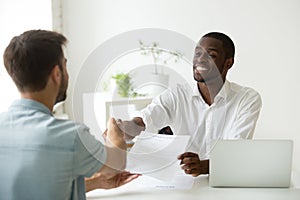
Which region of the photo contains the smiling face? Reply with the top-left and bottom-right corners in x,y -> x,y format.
193,37 -> 231,83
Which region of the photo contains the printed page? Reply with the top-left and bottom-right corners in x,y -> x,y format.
126,132 -> 194,189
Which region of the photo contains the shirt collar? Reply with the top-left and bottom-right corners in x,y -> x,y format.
192,83 -> 201,97
10,98 -> 52,115
192,80 -> 230,102
215,80 -> 230,101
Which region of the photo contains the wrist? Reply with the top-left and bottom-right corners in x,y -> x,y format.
107,136 -> 126,151
200,159 -> 209,174
85,178 -> 98,192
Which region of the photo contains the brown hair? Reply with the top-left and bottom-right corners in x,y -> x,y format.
3,30 -> 67,92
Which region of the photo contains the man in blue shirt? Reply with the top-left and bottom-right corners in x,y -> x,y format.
0,30 -> 139,200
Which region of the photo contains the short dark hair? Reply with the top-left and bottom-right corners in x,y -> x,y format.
3,30 -> 67,92
202,32 -> 235,58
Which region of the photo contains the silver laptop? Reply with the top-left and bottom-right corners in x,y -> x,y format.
209,140 -> 293,188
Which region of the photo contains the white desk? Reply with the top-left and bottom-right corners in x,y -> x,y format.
87,173 -> 300,200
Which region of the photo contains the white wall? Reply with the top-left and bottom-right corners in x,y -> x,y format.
61,0 -> 300,172
0,0 -> 52,112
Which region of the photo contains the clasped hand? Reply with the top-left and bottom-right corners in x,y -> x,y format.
177,152 -> 208,177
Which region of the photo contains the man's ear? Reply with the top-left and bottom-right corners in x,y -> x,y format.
50,65 -> 61,85
224,57 -> 234,71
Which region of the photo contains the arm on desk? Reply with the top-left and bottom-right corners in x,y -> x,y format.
178,152 -> 209,177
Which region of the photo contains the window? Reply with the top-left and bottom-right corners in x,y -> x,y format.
0,0 -> 52,112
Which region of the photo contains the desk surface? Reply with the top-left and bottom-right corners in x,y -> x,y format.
87,172 -> 300,200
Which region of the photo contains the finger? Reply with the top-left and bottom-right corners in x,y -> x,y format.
119,171 -> 130,176
181,157 -> 197,165
182,163 -> 198,170
189,169 -> 201,177
184,168 -> 192,174
102,129 -> 108,137
92,173 -> 101,178
124,174 -> 140,181
116,119 -> 123,129
119,174 -> 140,186
121,174 -> 142,179
107,117 -> 124,137
181,164 -> 188,170
120,172 -> 133,178
177,152 -> 197,160
119,171 -> 141,177
115,173 -> 122,187
185,168 -> 197,175
181,163 -> 192,170
177,153 -> 184,160
108,118 -> 121,132
119,170 -> 135,175
183,166 -> 199,174
124,174 -> 140,180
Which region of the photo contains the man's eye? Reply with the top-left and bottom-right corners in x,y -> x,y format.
209,54 -> 216,58
194,52 -> 201,57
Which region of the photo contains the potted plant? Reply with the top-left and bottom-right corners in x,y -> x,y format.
138,40 -> 183,75
111,72 -> 143,98
138,40 -> 183,95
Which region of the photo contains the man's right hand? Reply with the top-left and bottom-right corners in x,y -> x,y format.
117,117 -> 145,141
104,118 -> 126,150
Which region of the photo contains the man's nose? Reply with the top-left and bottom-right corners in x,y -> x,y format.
195,53 -> 209,63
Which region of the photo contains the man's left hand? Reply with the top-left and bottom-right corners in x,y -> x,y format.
85,171 -> 141,192
177,152 -> 209,177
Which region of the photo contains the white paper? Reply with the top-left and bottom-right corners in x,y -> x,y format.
126,132 -> 192,185
131,172 -> 195,190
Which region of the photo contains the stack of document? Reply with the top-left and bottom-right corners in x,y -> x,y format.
126,132 -> 195,189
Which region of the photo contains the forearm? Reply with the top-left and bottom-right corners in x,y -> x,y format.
105,133 -> 127,172
106,134 -> 127,151
100,118 -> 127,177
98,144 -> 127,178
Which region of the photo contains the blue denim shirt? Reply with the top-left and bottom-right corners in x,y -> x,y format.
0,99 -> 106,200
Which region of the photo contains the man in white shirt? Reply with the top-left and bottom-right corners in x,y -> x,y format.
120,32 -> 262,177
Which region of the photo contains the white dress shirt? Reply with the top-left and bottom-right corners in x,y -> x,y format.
137,80 -> 262,159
